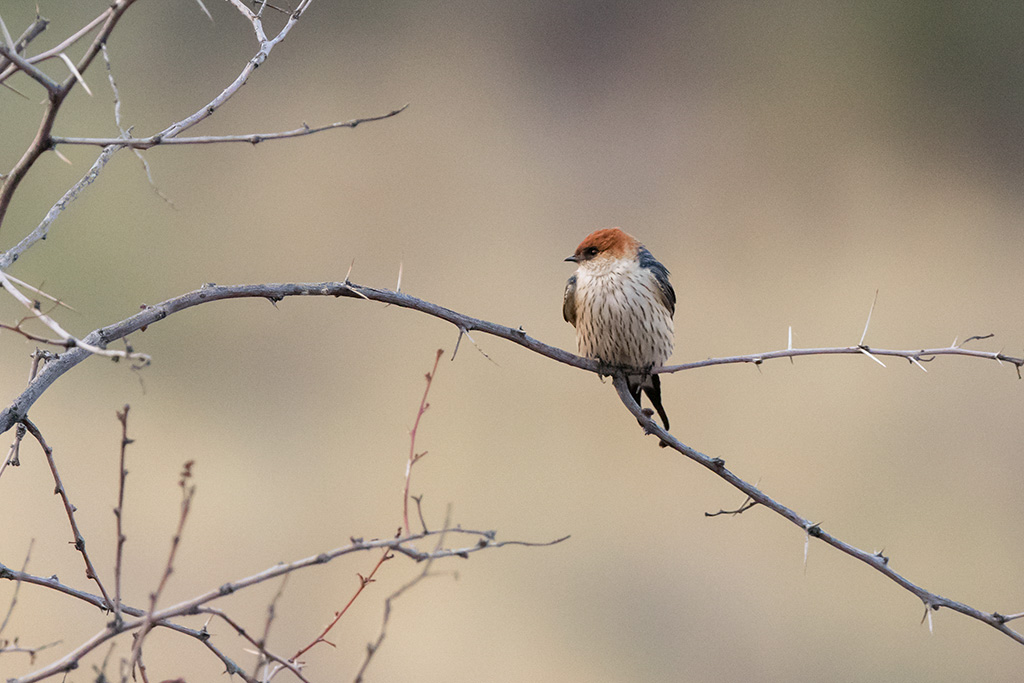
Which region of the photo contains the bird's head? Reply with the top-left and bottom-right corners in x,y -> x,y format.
565,228 -> 639,266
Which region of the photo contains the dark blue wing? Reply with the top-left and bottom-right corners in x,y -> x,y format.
638,246 -> 675,317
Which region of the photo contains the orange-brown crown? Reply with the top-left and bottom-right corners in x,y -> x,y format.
567,228 -> 639,263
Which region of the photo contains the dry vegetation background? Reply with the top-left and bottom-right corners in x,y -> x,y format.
2,1 -> 1024,681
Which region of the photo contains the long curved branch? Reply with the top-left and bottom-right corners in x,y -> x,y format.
2,279 -> 1021,649
0,280 -> 594,434
610,374 -> 1024,646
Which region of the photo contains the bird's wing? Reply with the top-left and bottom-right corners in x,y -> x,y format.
638,246 -> 676,317
562,274 -> 578,326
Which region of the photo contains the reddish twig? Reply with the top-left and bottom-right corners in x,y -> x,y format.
404,349 -> 444,535
2,528 -> 566,683
287,540 -> 395,669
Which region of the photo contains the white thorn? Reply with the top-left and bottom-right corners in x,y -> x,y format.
803,527 -> 811,574
396,261 -> 403,292
909,356 -> 928,373
52,148 -> 72,165
192,0 -> 213,21
858,347 -> 886,368
58,53 -> 92,96
788,325 -> 792,350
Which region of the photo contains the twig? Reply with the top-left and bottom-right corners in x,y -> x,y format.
657,341 -> 1023,375
3,528 -> 566,683
21,419 -> 113,611
0,422 -> 25,479
113,406 -> 133,627
354,506 -> 455,682
0,271 -> 152,366
0,11 -> 106,84
0,539 -> 34,636
404,349 -> 443,535
125,461 -> 196,681
49,107 -> 410,149
245,575 -> 296,681
197,606 -> 306,683
0,0 -> 139,228
288,539 -> 395,668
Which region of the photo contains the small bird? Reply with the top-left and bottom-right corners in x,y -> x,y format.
563,228 -> 676,430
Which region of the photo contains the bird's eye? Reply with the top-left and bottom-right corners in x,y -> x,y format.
584,246 -> 599,258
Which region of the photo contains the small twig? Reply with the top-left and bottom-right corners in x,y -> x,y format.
354,506 -> 453,682
21,418 -> 113,611
0,539 -> 34,637
404,349 -> 443,535
411,495 -> 429,534
0,422 -> 25,478
3,527 -> 567,683
0,11 -> 106,85
705,497 -> 758,517
287,540 -> 396,669
196,606 -> 306,683
246,574 -> 292,681
0,638 -> 61,664
0,44 -> 59,92
657,342 -> 1024,375
113,406 -> 133,627
126,461 -> 196,680
0,271 -> 151,366
49,106 -> 410,149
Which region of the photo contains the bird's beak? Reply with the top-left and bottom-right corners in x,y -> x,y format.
564,254 -> 579,263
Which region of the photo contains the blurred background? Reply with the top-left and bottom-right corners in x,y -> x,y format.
2,1 -> 1024,681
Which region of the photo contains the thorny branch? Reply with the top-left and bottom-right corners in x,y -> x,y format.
2,280 -> 1020,435
2,277 -> 1021,654
0,0 -> 140,227
20,419 -> 114,611
1,1 -> 1021,679
610,373 -> 1024,647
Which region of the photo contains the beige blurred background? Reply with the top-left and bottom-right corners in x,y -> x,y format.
2,1 -> 1024,681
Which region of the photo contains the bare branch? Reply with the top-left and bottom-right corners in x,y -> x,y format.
21,419 -> 113,611
0,281 -> 595,435
126,461 -> 196,679
610,372 -> 1024,648
0,44 -> 59,93
404,349 -> 444,535
0,0 -> 139,228
0,271 -> 152,366
112,406 -> 132,628
657,341 -> 1023,375
49,106 -> 410,149
4,528 -> 565,683
0,539 -> 33,637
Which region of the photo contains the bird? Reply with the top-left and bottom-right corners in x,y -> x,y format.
563,227 -> 676,430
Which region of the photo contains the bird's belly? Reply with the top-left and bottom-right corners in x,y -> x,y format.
576,287 -> 674,369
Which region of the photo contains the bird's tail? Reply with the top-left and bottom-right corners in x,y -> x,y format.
630,374 -> 670,431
